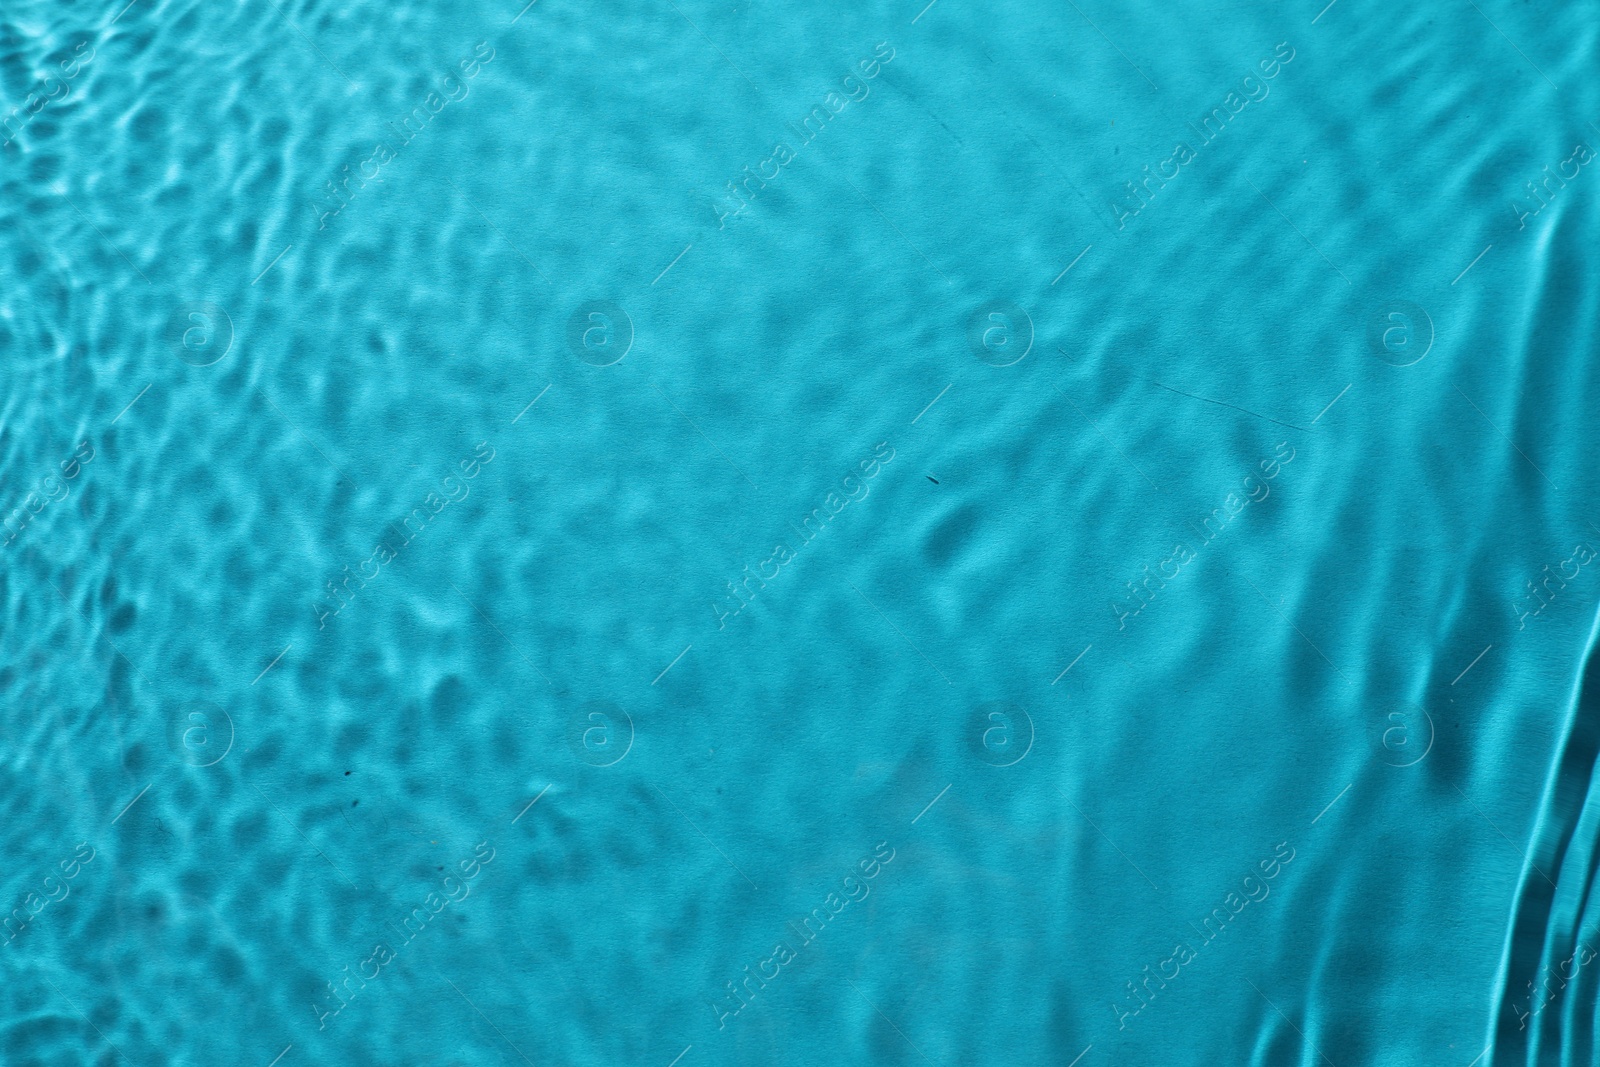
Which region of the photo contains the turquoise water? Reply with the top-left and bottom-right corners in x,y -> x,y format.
4,0 -> 1600,1063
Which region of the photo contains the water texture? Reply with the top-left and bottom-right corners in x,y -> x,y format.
2,0 -> 1598,1064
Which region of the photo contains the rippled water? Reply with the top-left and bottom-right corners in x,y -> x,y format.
4,0 -> 1599,1064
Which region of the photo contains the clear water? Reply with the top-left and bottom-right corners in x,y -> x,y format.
4,0 -> 1599,1064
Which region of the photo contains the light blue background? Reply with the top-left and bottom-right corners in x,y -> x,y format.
3,0 -> 1599,1064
